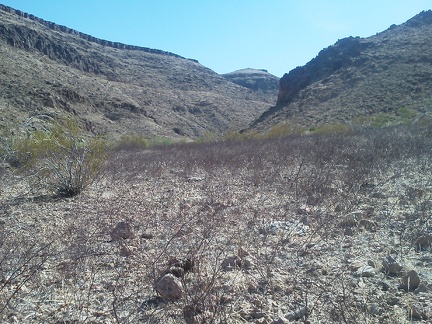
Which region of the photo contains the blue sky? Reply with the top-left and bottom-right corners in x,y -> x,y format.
1,1 -> 431,77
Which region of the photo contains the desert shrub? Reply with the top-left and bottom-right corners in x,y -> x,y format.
0,123 -> 31,168
309,123 -> 350,134
196,131 -> 221,143
12,116 -> 109,197
221,129 -> 260,142
113,133 -> 149,151
352,108 -> 418,128
147,136 -> 175,148
266,122 -> 292,137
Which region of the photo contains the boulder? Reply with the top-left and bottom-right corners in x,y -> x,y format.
409,303 -> 428,320
401,270 -> 420,291
285,306 -> 308,321
119,245 -> 136,257
110,221 -> 134,241
156,274 -> 183,301
359,219 -> 377,231
357,265 -> 376,278
382,255 -> 401,275
349,260 -> 364,272
221,255 -> 242,271
415,234 -> 432,251
413,283 -> 428,294
141,231 -> 154,239
338,213 -> 359,228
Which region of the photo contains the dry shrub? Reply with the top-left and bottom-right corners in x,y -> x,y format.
1,123 -> 431,322
6,116 -> 109,197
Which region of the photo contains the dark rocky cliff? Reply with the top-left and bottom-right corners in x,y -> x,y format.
0,4 -> 194,61
276,37 -> 372,105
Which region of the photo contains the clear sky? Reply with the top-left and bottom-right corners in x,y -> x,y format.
1,1 -> 431,77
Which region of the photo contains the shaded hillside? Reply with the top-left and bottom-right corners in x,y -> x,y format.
252,10 -> 432,130
0,5 -> 270,139
222,68 -> 279,104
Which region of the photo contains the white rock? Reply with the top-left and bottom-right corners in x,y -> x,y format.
357,265 -> 376,277
285,306 -> 307,321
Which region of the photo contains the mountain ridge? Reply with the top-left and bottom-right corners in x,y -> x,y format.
251,10 -> 432,130
0,4 -> 196,62
0,5 -> 272,139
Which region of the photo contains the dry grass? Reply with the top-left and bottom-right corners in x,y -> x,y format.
0,124 -> 431,323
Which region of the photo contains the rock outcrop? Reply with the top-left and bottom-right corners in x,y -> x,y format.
223,68 -> 279,91
276,37 -> 371,106
0,4 -> 193,61
222,68 -> 279,104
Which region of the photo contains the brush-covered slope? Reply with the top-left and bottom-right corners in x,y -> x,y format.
252,10 -> 432,130
0,5 -> 270,139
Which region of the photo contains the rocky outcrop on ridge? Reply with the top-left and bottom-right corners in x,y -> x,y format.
223,68 -> 278,94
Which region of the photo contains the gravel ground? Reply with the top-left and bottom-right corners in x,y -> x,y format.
1,127 -> 431,323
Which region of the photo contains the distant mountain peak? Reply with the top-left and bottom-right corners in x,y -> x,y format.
222,68 -> 279,100
224,68 -> 272,75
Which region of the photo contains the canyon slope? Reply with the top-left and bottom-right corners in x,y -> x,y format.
0,5 -> 271,139
252,10 -> 432,130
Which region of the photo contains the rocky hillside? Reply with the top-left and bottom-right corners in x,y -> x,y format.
222,68 -> 279,104
252,10 -> 432,130
0,5 -> 271,139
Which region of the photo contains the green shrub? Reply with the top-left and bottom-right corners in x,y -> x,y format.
196,131 -> 220,143
113,133 -> 149,151
396,107 -> 417,123
0,122 -> 30,168
352,108 -> 417,128
221,129 -> 260,142
310,123 -> 350,134
147,137 -> 175,147
418,115 -> 432,137
265,123 -> 293,138
11,116 -> 109,197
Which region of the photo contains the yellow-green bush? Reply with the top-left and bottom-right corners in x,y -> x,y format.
10,116 -> 109,197
195,131 -> 220,143
113,133 -> 149,150
309,123 -> 350,135
147,137 -> 175,147
265,123 -> 293,138
265,123 -> 306,138
352,108 -> 418,128
221,129 -> 260,142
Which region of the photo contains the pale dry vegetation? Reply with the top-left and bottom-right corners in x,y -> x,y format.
0,124 -> 431,323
